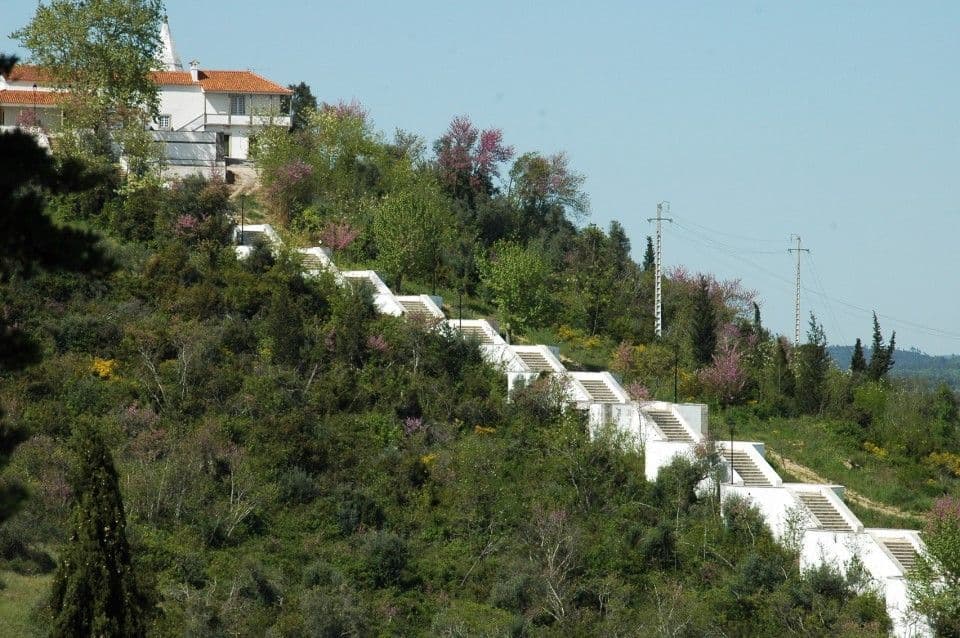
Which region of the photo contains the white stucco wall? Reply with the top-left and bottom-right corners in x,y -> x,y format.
157,85 -> 205,130
0,106 -> 60,131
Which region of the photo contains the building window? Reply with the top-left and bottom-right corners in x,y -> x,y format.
230,94 -> 246,116
157,114 -> 171,130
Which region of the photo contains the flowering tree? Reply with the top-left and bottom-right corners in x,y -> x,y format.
508,151 -> 588,218
909,496 -> 960,635
14,109 -> 42,129
697,324 -> 748,405
319,218 -> 360,251
434,115 -> 513,201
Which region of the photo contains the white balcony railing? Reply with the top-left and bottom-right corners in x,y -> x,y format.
203,113 -> 291,128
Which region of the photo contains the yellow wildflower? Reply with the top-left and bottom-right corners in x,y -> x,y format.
91,358 -> 117,379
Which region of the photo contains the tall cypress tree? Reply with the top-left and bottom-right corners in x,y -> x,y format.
850,338 -> 867,374
867,312 -> 896,381
642,236 -> 655,272
50,424 -> 145,637
691,276 -> 717,366
795,314 -> 832,414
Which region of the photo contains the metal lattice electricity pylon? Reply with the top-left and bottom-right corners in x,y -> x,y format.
788,235 -> 810,346
648,202 -> 673,339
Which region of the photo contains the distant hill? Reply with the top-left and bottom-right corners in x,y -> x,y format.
828,346 -> 960,388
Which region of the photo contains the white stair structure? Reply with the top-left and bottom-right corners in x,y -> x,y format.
239,225 -> 931,638
297,247 -> 337,276
233,223 -> 280,259
341,270 -> 406,317
395,295 -> 445,321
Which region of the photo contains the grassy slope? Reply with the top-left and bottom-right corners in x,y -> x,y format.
0,572 -> 50,636
728,414 -> 943,527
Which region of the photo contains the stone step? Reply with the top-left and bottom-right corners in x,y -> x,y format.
719,449 -> 772,486
516,350 -> 555,373
300,254 -> 324,269
239,230 -> 268,246
644,410 -> 692,442
882,539 -> 919,571
795,492 -> 853,532
457,324 -> 495,345
579,378 -> 620,403
399,298 -> 439,320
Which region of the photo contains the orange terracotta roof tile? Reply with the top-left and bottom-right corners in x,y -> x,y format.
0,90 -> 64,106
150,70 -> 194,85
0,64 -> 55,84
196,70 -> 292,95
7,65 -> 291,96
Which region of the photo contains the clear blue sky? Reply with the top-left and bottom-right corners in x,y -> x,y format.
5,2 -> 959,353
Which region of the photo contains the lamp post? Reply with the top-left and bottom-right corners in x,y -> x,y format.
32,83 -> 37,128
239,194 -> 245,245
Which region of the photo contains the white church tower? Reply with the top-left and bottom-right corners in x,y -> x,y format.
157,16 -> 183,71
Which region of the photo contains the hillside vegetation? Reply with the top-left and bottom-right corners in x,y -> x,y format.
2,53 -> 960,636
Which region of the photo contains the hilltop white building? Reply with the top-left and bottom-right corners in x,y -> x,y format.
0,16 -> 291,170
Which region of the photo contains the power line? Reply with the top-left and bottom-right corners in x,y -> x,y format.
663,223 -> 960,344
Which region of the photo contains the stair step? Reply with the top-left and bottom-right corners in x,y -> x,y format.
881,539 -> 919,571
239,230 -> 268,246
795,492 -> 853,532
516,351 -> 556,373
579,379 -> 620,403
457,324 -> 495,345
644,410 -> 692,442
399,298 -> 440,320
720,448 -> 771,486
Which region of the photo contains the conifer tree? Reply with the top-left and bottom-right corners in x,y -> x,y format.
773,337 -> 795,400
867,312 -> 896,381
795,314 -> 832,414
642,236 -> 655,272
850,337 -> 867,374
50,424 -> 145,637
690,276 -> 717,366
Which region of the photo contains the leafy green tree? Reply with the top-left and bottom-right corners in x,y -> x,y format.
481,241 -> 551,340
642,236 -> 655,272
286,81 -> 317,132
690,276 -> 717,366
0,411 -> 28,526
13,0 -> 164,162
867,312 -> 896,382
563,225 -> 620,336
372,172 -> 454,292
795,314 -> 832,414
50,423 -> 146,637
850,337 -> 867,374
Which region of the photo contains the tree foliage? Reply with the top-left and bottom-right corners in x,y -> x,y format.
480,241 -> 551,338
13,0 -> 164,162
50,423 -> 145,637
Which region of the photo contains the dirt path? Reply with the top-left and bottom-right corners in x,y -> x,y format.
765,449 -> 920,522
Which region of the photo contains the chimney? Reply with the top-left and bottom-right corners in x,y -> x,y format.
189,59 -> 199,82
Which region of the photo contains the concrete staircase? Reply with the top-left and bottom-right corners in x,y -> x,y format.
458,324 -> 495,344
644,409 -> 692,442
796,491 -> 853,532
720,447 -> 772,486
398,298 -> 437,320
882,538 -> 919,571
516,350 -> 556,373
578,378 -> 620,403
300,252 -> 325,270
238,229 -> 268,246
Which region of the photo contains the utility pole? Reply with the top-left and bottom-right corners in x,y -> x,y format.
647,202 -> 672,339
788,235 -> 810,346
